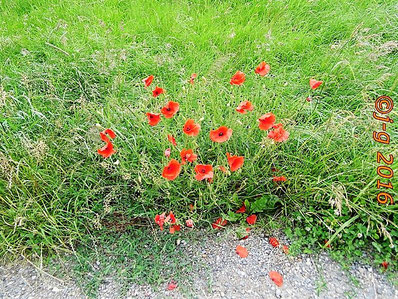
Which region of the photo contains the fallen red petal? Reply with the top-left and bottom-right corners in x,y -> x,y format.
269,271 -> 283,287
236,245 -> 249,258
246,214 -> 257,225
167,281 -> 178,291
269,237 -> 280,248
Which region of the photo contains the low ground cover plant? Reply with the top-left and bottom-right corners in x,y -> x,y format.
0,0 -> 396,284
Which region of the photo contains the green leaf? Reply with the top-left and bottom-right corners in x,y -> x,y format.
226,211 -> 240,222
250,195 -> 280,213
372,242 -> 382,253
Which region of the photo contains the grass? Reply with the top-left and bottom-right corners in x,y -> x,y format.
61,227 -> 191,297
0,0 -> 397,290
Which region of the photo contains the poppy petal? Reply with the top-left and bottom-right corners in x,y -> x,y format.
167,281 -> 178,291
152,86 -> 165,97
195,164 -> 213,181
255,61 -> 270,76
210,126 -> 233,143
161,101 -> 180,119
146,113 -> 161,126
230,71 -> 246,85
236,101 -> 253,114
309,79 -> 323,90
269,271 -> 283,287
268,123 -> 289,142
246,214 -> 257,225
183,119 -> 200,136
186,219 -> 194,228
269,237 -> 280,248
258,113 -> 276,131
190,73 -> 197,84
212,217 -> 227,229
168,134 -> 177,146
236,245 -> 249,258
226,153 -> 244,172
236,204 -> 246,213
142,75 -> 154,87
273,176 -> 287,182
162,159 -> 181,181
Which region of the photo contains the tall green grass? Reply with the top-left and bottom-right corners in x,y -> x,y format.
0,0 -> 397,267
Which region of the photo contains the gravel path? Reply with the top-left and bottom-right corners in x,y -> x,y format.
1,231 -> 396,299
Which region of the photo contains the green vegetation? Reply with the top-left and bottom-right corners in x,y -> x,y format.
0,0 -> 397,287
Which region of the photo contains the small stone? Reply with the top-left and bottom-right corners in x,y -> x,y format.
237,270 -> 247,277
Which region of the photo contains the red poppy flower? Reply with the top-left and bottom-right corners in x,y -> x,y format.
310,78 -> 323,90
240,228 -> 251,240
210,126 -> 233,143
167,281 -> 178,291
255,61 -> 270,76
212,217 -> 227,229
102,129 -> 116,139
236,204 -> 246,214
269,237 -> 280,248
236,101 -> 254,114
381,261 -> 389,270
183,119 -> 200,136
155,213 -> 166,231
168,134 -> 177,146
180,149 -> 197,164
218,166 -> 227,173
146,112 -> 161,126
142,75 -> 154,87
236,245 -> 248,258
268,123 -> 289,142
97,142 -> 115,158
195,164 -> 213,181
152,86 -> 164,97
97,129 -> 117,158
282,245 -> 289,255
190,73 -> 197,84
324,240 -> 331,248
269,271 -> 283,287
246,214 -> 257,225
230,71 -> 246,85
168,211 -> 176,224
162,159 -> 181,181
189,204 -> 194,212
186,219 -> 194,228
164,148 -> 171,157
273,176 -> 287,182
258,113 -> 276,130
271,167 -> 279,172
226,153 -> 244,172
169,224 -> 181,234
306,96 -> 312,102
161,101 -> 180,118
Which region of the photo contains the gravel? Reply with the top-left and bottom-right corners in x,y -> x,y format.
1,230 -> 396,298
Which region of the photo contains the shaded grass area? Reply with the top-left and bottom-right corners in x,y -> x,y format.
0,0 -> 397,282
60,227 -> 190,297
